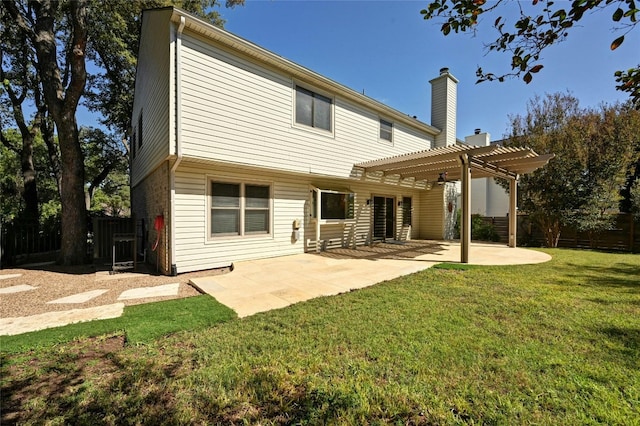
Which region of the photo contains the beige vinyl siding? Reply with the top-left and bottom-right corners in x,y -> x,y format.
174,162 -> 309,272
173,161 -> 427,273
303,181 -> 423,251
418,185 -> 445,239
178,30 -> 434,179
430,74 -> 457,148
131,10 -> 172,186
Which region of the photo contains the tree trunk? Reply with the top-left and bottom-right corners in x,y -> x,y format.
41,114 -> 62,195
537,216 -> 561,248
29,0 -> 88,265
20,134 -> 39,224
85,161 -> 116,211
57,113 -> 87,264
0,51 -> 40,225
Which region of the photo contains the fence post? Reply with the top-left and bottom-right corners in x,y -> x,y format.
630,213 -> 635,252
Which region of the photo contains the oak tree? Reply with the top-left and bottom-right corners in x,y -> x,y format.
506,93 -> 640,246
421,0 -> 640,108
1,0 -> 243,264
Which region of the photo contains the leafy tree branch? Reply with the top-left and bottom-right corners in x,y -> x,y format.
421,0 -> 640,107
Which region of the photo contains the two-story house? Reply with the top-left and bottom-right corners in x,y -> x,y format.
131,7 -> 553,275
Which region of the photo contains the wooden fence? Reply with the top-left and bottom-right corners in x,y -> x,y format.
0,216 -> 144,269
482,214 -> 639,252
0,221 -> 62,267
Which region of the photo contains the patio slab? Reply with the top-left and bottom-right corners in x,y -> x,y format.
0,284 -> 37,294
0,274 -> 23,281
190,241 -> 551,318
117,283 -> 180,300
47,289 -> 109,304
0,303 -> 125,336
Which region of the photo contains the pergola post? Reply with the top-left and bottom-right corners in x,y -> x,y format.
508,177 -> 518,248
460,154 -> 471,263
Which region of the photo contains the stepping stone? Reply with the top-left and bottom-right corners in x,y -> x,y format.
0,284 -> 37,294
118,283 -> 179,300
47,289 -> 109,304
0,303 -> 125,336
0,274 -> 22,281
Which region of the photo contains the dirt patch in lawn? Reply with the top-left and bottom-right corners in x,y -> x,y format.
1,333 -> 195,425
1,334 -> 127,424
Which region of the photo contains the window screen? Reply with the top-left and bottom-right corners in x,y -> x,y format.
211,182 -> 240,235
380,119 -> 393,141
295,86 -> 332,131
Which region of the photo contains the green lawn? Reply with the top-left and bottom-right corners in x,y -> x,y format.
0,295 -> 237,353
2,249 -> 639,424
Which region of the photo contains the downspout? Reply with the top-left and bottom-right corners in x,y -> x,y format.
169,15 -> 186,276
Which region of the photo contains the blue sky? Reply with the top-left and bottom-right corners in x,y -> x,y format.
210,0 -> 639,141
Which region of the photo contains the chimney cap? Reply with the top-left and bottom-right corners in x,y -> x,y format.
474,128 -> 481,135
439,67 -> 450,75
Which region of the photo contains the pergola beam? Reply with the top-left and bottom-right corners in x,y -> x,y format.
354,145 -> 554,264
356,144 -> 498,172
365,152 -> 465,173
390,160 -> 461,177
470,158 -> 518,180
474,149 -> 534,162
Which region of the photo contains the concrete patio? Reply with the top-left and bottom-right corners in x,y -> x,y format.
190,240 -> 551,317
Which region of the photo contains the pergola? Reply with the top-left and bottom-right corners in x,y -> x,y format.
355,144 -> 554,263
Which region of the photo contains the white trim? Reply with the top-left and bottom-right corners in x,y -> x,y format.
206,177 -> 274,241
169,16 -> 186,275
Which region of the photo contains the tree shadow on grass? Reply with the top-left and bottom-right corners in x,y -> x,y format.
193,365 -> 431,425
556,262 -> 640,290
1,335 -> 187,425
597,326 -> 640,369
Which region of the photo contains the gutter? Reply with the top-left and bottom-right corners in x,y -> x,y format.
169,8 -> 439,136
169,15 -> 186,276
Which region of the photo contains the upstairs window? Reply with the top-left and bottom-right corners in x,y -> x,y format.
380,119 -> 393,142
295,86 -> 332,131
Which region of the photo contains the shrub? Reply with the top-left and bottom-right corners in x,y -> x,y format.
454,211 -> 501,242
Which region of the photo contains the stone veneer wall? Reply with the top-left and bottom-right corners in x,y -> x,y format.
131,161 -> 170,274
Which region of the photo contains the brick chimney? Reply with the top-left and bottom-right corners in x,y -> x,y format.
430,67 -> 458,148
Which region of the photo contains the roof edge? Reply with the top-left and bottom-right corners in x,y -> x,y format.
153,7 -> 441,136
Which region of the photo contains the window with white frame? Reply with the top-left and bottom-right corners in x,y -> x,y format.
295,85 -> 332,131
210,181 -> 271,237
311,188 -> 355,220
380,118 -> 393,142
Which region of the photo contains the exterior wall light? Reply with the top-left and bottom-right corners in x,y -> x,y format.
437,172 -> 448,185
